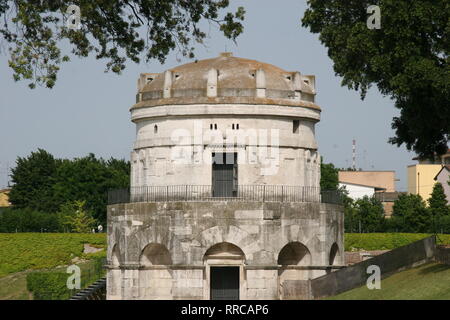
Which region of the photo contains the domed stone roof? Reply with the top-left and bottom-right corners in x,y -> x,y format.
133,53 -> 319,110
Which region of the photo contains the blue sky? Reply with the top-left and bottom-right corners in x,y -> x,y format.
0,0 -> 416,190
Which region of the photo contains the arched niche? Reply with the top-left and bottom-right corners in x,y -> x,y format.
140,243 -> 172,266
277,242 -> 312,289
203,242 -> 246,262
277,242 -> 311,266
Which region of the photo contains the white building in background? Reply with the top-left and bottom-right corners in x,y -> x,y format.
339,182 -> 386,200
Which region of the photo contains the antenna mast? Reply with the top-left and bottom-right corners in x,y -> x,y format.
352,139 -> 356,170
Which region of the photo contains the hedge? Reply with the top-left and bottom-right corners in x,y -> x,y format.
26,257 -> 106,300
27,271 -> 72,300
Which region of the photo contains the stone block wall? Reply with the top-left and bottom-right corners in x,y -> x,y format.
106,201 -> 344,300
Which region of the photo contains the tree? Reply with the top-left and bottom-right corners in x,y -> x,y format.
353,196 -> 385,233
320,158 -> 339,190
52,153 -> 130,224
8,149 -> 130,224
60,200 -> 97,233
8,149 -> 60,212
0,0 -> 245,88
392,193 -> 431,233
428,182 -> 450,233
302,0 -> 449,159
341,191 -> 358,233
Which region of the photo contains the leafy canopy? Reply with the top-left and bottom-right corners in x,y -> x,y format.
391,193 -> 431,233
320,158 -> 339,190
302,0 -> 449,158
60,200 -> 97,233
8,149 -> 130,224
0,0 -> 245,88
428,182 -> 449,219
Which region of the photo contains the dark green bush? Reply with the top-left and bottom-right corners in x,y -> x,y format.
27,271 -> 72,300
0,208 -> 62,233
26,257 -> 106,300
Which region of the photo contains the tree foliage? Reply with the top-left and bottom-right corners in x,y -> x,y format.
320,158 -> 339,190
53,153 -> 130,223
8,149 -> 130,224
353,196 -> 385,233
8,149 -> 59,212
391,193 -> 431,233
0,0 -> 245,88
302,0 -> 449,158
428,182 -> 450,232
60,200 -> 97,233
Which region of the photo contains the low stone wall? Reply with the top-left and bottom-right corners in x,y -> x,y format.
310,236 -> 436,299
345,250 -> 390,265
435,246 -> 450,265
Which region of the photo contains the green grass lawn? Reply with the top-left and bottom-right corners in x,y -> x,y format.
328,262 -> 450,300
0,271 -> 30,300
0,233 -> 106,277
344,233 -> 450,251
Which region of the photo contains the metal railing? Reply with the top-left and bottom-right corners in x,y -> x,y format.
108,185 -> 343,205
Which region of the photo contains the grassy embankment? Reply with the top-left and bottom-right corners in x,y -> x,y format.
344,233 -> 450,251
332,233 -> 450,300
328,262 -> 450,300
0,233 -> 106,300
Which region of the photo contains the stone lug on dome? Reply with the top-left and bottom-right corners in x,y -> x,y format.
207,68 -> 218,98
163,70 -> 172,99
255,68 -> 266,98
293,72 -> 302,101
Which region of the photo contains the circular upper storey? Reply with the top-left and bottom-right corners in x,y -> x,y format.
132,53 -> 320,111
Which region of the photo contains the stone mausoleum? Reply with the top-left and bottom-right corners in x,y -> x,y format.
106,53 -> 344,300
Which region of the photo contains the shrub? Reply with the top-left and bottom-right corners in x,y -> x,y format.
27,271 -> 72,300
26,257 -> 106,300
0,208 -> 62,233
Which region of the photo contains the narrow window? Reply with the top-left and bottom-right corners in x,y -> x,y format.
293,120 -> 300,134
232,124 -> 235,130
154,125 -> 158,134
236,124 -> 239,130
214,124 -> 218,130
210,124 -> 213,130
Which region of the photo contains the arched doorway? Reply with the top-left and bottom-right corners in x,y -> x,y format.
203,242 -> 245,300
139,243 -> 173,299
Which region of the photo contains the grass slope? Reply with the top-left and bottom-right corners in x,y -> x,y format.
344,233 -> 450,251
328,262 -> 450,300
0,233 -> 106,277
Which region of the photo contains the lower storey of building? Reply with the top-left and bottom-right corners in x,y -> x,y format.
107,264 -> 337,300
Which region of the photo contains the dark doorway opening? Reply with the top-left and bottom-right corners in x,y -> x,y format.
212,153 -> 237,197
210,266 -> 240,300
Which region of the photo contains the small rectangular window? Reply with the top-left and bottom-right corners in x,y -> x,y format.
293,120 -> 300,134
